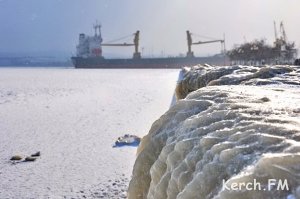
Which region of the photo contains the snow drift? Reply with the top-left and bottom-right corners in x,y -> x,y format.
128,65 -> 300,199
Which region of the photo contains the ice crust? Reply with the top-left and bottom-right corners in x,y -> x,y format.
128,65 -> 300,199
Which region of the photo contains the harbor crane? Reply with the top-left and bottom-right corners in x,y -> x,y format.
273,21 -> 297,62
101,31 -> 141,59
274,21 -> 289,49
186,30 -> 226,58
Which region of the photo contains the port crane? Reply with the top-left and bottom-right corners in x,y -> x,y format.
273,21 -> 297,62
186,30 -> 226,58
101,31 -> 141,59
274,21 -> 288,50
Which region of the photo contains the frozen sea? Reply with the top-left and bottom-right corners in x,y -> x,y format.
0,67 -> 180,199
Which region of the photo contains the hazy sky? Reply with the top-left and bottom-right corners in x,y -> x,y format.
0,0 -> 299,57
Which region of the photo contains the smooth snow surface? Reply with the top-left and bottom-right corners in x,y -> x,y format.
0,68 -> 179,198
128,65 -> 300,199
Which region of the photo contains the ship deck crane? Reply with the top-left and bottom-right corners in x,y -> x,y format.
101,31 -> 141,59
186,30 -> 226,58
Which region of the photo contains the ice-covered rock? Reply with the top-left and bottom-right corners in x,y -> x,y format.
128,65 -> 300,199
176,65 -> 300,99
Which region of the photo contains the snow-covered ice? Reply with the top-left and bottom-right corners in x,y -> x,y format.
0,68 -> 180,198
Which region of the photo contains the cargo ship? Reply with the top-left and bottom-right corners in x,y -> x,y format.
71,25 -> 228,68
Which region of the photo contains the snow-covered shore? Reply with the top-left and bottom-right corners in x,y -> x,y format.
0,68 -> 180,198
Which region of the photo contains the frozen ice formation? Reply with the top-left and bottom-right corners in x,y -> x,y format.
176,65 -> 300,99
128,65 -> 300,199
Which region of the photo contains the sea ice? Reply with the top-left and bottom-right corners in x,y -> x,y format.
0,68 -> 179,198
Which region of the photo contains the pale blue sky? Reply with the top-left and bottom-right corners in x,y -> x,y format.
0,0 -> 299,57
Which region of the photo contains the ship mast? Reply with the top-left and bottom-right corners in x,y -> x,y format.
94,24 -> 102,37
186,31 -> 194,57
133,31 -> 141,59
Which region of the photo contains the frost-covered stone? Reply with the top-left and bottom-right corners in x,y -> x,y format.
128,65 -> 300,199
176,65 -> 300,99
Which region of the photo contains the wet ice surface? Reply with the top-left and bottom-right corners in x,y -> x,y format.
0,68 -> 179,198
129,65 -> 300,199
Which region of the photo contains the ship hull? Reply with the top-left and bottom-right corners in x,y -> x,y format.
71,56 -> 228,68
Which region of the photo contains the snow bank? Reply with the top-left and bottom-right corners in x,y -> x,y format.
128,65 -> 300,199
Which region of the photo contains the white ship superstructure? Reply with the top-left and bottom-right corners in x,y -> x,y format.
76,24 -> 103,58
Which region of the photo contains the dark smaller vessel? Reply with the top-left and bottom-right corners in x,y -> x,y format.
71,25 -> 228,68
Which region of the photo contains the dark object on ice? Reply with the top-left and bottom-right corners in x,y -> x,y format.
113,134 -> 141,147
295,58 -> 300,66
260,97 -> 270,102
24,156 -> 37,162
10,155 -> 22,161
31,151 -> 41,157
